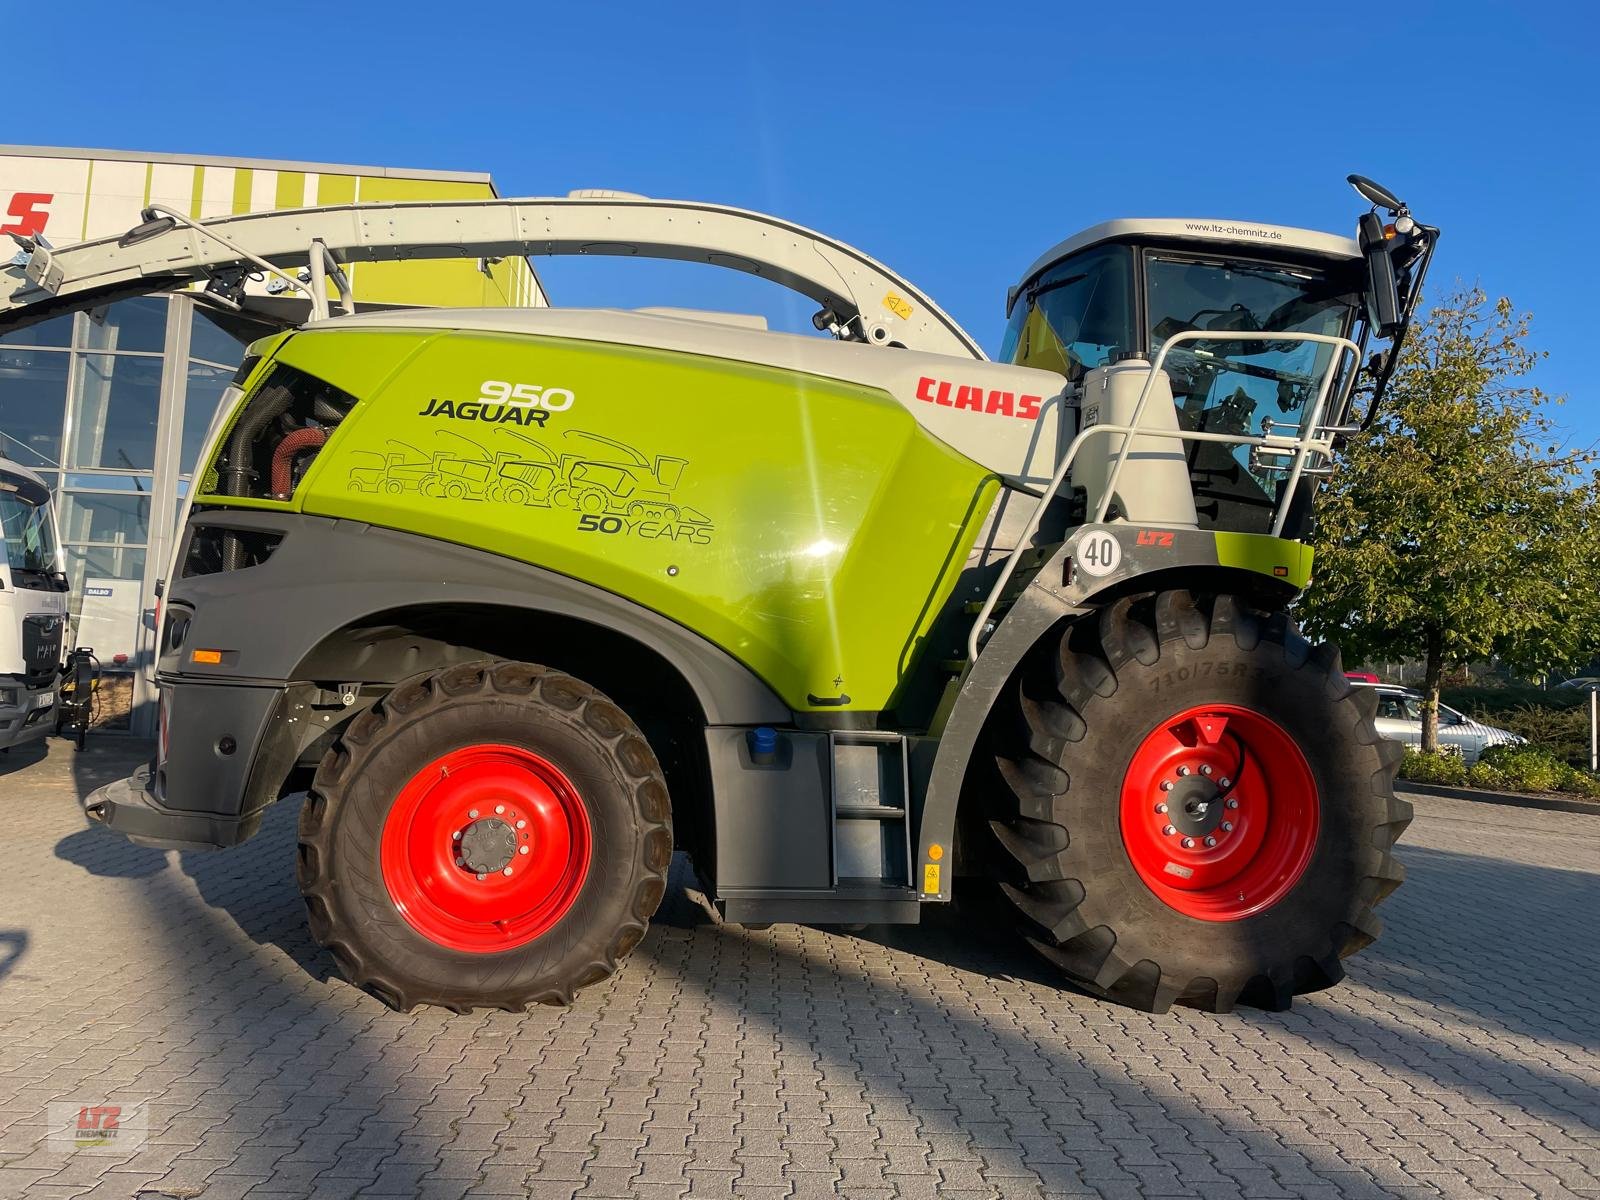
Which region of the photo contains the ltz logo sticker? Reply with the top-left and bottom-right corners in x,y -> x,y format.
915,376 -> 1043,421
47,1101 -> 148,1154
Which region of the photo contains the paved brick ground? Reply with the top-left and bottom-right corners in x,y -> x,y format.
1,737 -> 1597,1200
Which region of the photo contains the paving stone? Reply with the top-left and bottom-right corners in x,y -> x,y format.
4,743 -> 1598,1200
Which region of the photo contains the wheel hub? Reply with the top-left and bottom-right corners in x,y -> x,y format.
1120,705 -> 1318,922
1168,778 -> 1225,838
379,744 -> 593,952
458,816 -> 518,874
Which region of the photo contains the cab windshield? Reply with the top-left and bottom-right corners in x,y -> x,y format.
1148,254 -> 1353,440
1002,242 -> 1359,531
1150,254 -> 1355,528
0,482 -> 59,574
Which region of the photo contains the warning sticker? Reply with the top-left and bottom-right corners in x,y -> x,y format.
883,292 -> 913,321
923,863 -> 941,894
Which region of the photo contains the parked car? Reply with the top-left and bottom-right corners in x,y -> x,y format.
1355,683 -> 1523,764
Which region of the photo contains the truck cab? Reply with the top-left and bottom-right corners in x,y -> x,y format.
0,459 -> 68,749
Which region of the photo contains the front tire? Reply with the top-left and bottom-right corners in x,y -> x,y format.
297,661 -> 673,1012
988,590 -> 1409,1014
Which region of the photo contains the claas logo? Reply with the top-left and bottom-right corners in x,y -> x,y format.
916,376 -> 1043,421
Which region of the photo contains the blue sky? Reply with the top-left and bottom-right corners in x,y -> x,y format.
29,2 -> 1598,446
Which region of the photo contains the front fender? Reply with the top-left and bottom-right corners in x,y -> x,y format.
914,524 -> 1307,901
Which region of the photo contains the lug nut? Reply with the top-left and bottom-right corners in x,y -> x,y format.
519,845 -> 530,855
453,831 -> 462,840
1181,837 -> 1195,849
1226,798 -> 1239,809
1177,766 -> 1191,777
1219,778 -> 1231,789
1200,765 -> 1213,776
476,873 -> 485,881
502,867 -> 513,877
516,819 -> 527,829
1156,803 -> 1168,814
495,804 -> 506,814
1204,836 -> 1217,847
1222,821 -> 1234,832
468,809 -> 479,819
1162,824 -> 1176,836
1160,781 -> 1174,792
456,858 -> 466,868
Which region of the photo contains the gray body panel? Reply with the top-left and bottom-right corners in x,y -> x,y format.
168,510 -> 789,725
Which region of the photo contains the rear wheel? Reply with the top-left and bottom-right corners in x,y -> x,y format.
298,661 -> 672,1012
988,590 -> 1408,1013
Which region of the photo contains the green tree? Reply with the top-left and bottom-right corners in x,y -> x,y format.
1298,286 -> 1600,752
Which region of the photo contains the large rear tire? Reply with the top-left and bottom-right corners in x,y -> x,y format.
297,661 -> 672,1012
988,590 -> 1408,1014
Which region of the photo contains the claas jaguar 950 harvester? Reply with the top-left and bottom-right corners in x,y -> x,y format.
0,175 -> 1434,1014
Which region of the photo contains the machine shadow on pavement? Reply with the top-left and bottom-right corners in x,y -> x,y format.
0,740 -> 48,778
39,744 -> 1599,1196
0,931 -> 26,985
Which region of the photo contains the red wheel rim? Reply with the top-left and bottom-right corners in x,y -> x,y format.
1119,705 -> 1318,921
379,744 -> 592,952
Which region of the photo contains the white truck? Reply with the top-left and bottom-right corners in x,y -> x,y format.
0,459 -> 67,749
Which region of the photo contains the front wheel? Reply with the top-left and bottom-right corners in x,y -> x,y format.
297,661 -> 673,1012
987,590 -> 1409,1014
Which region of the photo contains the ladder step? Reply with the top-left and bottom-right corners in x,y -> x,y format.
835,805 -> 907,820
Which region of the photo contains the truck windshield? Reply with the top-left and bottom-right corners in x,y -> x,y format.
0,484 -> 59,574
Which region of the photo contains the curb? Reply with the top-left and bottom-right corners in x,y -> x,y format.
1396,779 -> 1600,816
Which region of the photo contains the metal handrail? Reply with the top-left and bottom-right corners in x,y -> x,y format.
965,330 -> 1360,664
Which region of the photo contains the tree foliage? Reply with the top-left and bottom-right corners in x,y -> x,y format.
1297,286 -> 1600,750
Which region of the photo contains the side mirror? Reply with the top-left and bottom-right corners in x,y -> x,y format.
118,213 -> 177,248
1358,212 -> 1402,338
1348,173 -> 1404,212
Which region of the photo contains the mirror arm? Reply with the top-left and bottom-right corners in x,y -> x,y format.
1357,224 -> 1439,433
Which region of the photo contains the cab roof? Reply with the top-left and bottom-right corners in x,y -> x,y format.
1017,218 -> 1362,293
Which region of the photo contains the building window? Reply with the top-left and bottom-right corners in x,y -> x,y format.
182,362 -> 237,473
0,312 -> 73,348
82,297 -> 168,355
190,308 -> 245,368
69,354 -> 164,471
60,491 -> 151,545
0,347 -> 69,469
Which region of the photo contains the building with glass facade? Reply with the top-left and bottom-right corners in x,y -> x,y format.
0,146 -> 543,733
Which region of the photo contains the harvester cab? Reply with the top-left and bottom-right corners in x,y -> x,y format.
995,174 -> 1434,543
0,176 -> 1431,1017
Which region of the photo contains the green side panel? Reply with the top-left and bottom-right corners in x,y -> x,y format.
231,168 -> 254,215
231,330 -> 993,713
351,177 -> 525,308
315,174 -> 358,206
1214,531 -> 1314,590
274,171 -> 306,210
195,332 -> 413,499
